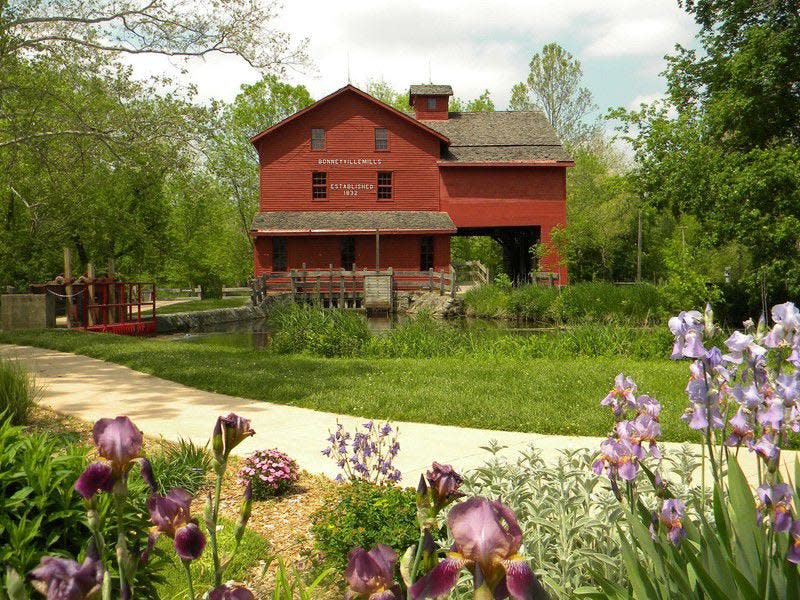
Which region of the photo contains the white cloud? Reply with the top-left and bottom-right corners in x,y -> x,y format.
628,92 -> 666,109
123,0 -> 698,111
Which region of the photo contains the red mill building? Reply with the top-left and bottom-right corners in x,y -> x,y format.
249,84 -> 571,291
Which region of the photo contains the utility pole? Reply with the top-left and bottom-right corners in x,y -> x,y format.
636,209 -> 642,282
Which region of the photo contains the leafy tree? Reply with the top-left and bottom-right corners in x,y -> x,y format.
366,79 -> 410,113
208,76 -> 313,256
449,90 -> 495,113
510,43 -> 597,146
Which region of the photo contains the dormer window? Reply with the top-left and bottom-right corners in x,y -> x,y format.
426,97 -> 437,110
374,128 -> 388,151
311,128 -> 325,150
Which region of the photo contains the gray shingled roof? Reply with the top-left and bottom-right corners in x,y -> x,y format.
421,111 -> 572,163
251,211 -> 456,233
409,84 -> 454,97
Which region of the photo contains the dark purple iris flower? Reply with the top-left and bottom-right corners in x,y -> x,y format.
208,585 -> 255,600
92,416 -> 143,476
29,555 -> 103,600
212,413 -> 255,460
410,497 -> 545,599
757,483 -> 794,532
74,462 -> 115,500
425,462 -> 464,510
789,522 -> 800,564
146,488 -> 206,561
344,544 -> 401,600
658,499 -> 686,545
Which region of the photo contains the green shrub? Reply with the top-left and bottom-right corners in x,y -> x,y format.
310,481 -> 418,571
268,303 -> 370,357
462,284 -> 510,318
0,358 -> 39,425
508,285 -> 561,321
199,274 -> 223,300
148,437 -> 212,495
368,312 -> 466,358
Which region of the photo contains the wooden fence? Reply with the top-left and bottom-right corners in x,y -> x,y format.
250,264 -> 456,309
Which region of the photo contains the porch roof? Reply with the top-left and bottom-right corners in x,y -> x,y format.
250,211 -> 457,235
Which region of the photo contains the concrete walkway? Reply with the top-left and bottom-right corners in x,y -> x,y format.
1,343 -> 793,485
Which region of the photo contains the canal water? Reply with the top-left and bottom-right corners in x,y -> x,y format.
160,316 -> 544,350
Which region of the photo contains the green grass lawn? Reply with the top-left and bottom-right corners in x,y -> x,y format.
145,296 -> 250,316
0,329 -> 702,443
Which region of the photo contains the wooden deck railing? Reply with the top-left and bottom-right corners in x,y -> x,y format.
250,264 -> 457,309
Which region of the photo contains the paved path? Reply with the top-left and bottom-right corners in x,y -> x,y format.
1,343 -> 792,485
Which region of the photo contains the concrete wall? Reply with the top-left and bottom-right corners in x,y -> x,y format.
0,294 -> 56,330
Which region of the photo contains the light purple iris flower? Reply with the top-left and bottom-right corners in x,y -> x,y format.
29,555 -> 103,600
636,394 -> 662,419
592,437 -> 639,481
723,331 -> 767,364
92,416 -> 143,476
789,522 -> 800,564
725,408 -> 755,447
659,499 -> 686,545
682,401 -> 724,431
732,383 -> 762,409
601,373 -> 638,416
409,497 -> 545,600
756,483 -> 794,532
764,302 -> 800,348
669,310 -> 706,359
208,585 -> 255,600
776,374 -> 800,406
344,544 -> 401,600
752,435 -> 781,472
630,415 -> 662,458
757,400 -> 785,432
146,488 -> 206,561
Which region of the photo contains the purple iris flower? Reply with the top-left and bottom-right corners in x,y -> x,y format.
630,415 -> 661,458
752,435 -> 781,473
344,544 -> 401,599
658,499 -> 686,545
757,400 -> 785,432
756,483 -> 794,532
593,437 -> 639,481
425,462 -> 464,511
732,383 -> 762,409
669,310 -> 705,359
789,521 -> 800,564
682,402 -> 724,431
29,555 -> 103,600
764,302 -> 800,348
636,394 -> 662,419
723,331 -> 767,364
602,373 -> 638,416
92,416 -> 143,476
74,462 -> 115,500
146,488 -> 206,561
409,497 -> 546,600
208,585 -> 255,600
725,408 -> 755,447
776,374 -> 800,406
212,413 -> 255,461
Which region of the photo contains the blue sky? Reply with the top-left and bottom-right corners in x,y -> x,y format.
130,0 -> 700,118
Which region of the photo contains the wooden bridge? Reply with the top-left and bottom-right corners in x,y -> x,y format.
250,264 -> 456,311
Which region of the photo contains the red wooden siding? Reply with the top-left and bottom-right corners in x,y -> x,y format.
411,95 -> 449,120
256,90 -> 441,212
253,235 -> 450,274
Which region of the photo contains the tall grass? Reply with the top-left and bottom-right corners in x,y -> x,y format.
465,281 -> 666,324
268,302 -> 371,357
0,358 -> 40,424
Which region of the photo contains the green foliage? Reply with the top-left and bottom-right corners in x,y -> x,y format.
450,90 -> 495,113
148,437 -> 212,496
310,481 -> 418,571
268,303 -> 371,357
450,236 -> 503,282
264,557 -> 333,599
599,456 -> 800,599
199,274 -> 223,300
462,444 -> 626,597
365,79 -> 410,113
465,282 -> 666,324
0,417 -> 87,576
0,358 -> 39,425
155,518 -> 270,600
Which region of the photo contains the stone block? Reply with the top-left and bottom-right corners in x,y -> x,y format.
0,294 -> 56,330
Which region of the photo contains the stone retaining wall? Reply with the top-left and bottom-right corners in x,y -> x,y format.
155,304 -> 266,333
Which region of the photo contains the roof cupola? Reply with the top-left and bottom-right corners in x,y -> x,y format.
409,84 -> 453,120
